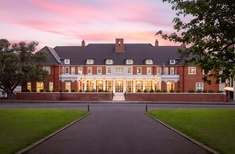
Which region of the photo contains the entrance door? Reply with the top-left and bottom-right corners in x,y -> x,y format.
115,80 -> 123,92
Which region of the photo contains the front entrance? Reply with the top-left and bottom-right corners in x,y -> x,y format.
115,80 -> 123,92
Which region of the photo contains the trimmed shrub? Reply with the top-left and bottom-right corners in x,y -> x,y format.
208,90 -> 214,93
155,89 -> 161,93
196,89 -> 202,93
162,89 -> 167,93
176,89 -> 181,93
39,89 -> 44,92
170,89 -> 174,93
71,89 -> 76,92
149,89 -> 154,93
137,89 -> 142,93
144,89 -> 148,93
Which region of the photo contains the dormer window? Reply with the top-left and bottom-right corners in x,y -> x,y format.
145,59 -> 153,65
86,59 -> 95,65
106,59 -> 114,65
64,59 -> 70,65
125,59 -> 133,65
170,59 -> 176,65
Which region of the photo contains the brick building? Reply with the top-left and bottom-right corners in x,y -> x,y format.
22,38 -> 219,93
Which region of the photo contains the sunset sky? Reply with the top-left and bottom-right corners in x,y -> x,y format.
0,0 -> 182,50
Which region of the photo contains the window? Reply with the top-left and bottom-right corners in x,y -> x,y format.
87,59 -> 95,64
64,59 -> 70,64
170,59 -> 176,65
49,82 -> 53,91
97,67 -> 102,74
107,67 -> 111,74
202,70 -> 211,75
43,66 -> 50,74
170,67 -> 175,75
115,67 -> 123,73
145,59 -> 153,65
65,82 -> 71,92
27,82 -> 31,91
137,67 -> 142,74
71,67 -> 75,74
147,67 -> 152,74
188,67 -> 196,74
127,67 -> 132,74
164,67 -> 169,75
196,82 -> 204,91
65,67 -> 70,74
156,67 -> 162,75
78,67 -> 83,75
36,82 -> 44,92
106,59 -> 114,65
126,59 -> 133,65
87,67 -> 92,74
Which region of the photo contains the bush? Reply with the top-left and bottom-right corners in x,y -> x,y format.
98,89 -> 104,92
52,89 -> 56,92
170,89 -> 174,93
46,90 -> 51,92
162,89 -> 167,93
217,90 -> 223,93
144,89 -> 148,93
39,89 -> 44,92
155,89 -> 161,93
188,89 -> 195,93
137,89 -> 142,93
79,89 -> 82,92
176,89 -> 181,93
71,89 -> 76,92
208,90 -> 214,93
92,89 -> 96,92
196,89 -> 202,93
203,90 -> 207,93
64,89 -> 69,92
85,89 -> 90,92
149,89 -> 154,93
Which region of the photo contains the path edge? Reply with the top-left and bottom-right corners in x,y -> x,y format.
145,112 -> 219,154
17,112 -> 91,154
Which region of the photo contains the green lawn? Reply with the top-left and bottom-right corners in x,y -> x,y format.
147,108 -> 235,154
0,108 -> 88,154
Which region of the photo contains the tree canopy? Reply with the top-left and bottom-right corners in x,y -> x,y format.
0,39 -> 48,98
156,0 -> 235,84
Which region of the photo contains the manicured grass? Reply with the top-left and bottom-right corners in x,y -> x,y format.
0,108 -> 88,154
147,108 -> 235,154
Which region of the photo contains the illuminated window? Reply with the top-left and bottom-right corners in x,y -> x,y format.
36,82 -> 44,92
188,67 -> 196,74
64,59 -> 70,64
164,67 -> 169,75
97,67 -> 102,74
27,82 -> 31,91
156,67 -> 162,75
65,82 -> 71,92
86,59 -> 95,64
147,67 -> 152,74
107,67 -> 111,74
49,82 -> 53,91
170,67 -> 175,75
137,67 -> 142,74
71,67 -> 75,74
127,67 -> 132,74
115,67 -> 123,73
88,67 -> 92,74
106,59 -> 114,64
126,59 -> 133,65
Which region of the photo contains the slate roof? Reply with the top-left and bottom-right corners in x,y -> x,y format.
42,43 -> 187,66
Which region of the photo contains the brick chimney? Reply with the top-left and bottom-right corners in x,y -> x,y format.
155,39 -> 159,46
115,38 -> 124,53
81,40 -> 85,46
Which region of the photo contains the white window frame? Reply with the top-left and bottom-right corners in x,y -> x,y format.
170,67 -> 175,75
196,82 -> 204,91
87,67 -> 92,74
115,67 -> 124,73
65,67 -> 70,74
43,66 -> 50,74
107,67 -> 112,74
64,59 -> 70,64
164,67 -> 169,75
78,67 -> 83,75
156,67 -> 162,75
147,67 -> 152,75
188,67 -> 196,74
137,67 -> 142,74
97,67 -> 102,74
127,67 -> 132,74
87,59 -> 95,65
170,59 -> 176,65
106,59 -> 114,65
126,59 -> 133,65
145,59 -> 153,65
71,67 -> 75,74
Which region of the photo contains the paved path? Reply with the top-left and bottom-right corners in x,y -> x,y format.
2,103 -> 234,154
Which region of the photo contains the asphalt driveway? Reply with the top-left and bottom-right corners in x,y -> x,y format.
9,103 -> 221,154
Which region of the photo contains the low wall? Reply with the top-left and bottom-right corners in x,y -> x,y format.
125,93 -> 227,102
15,92 -> 112,101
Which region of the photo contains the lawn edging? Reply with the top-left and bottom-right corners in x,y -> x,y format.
145,112 -> 219,154
16,112 -> 90,154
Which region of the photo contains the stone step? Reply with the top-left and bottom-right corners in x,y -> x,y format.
113,93 -> 125,101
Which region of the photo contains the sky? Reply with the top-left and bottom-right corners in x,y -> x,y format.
0,0 -> 181,50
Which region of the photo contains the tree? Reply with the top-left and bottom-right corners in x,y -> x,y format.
156,0 -> 235,84
0,39 -> 48,98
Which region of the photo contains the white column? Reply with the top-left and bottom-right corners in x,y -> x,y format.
152,80 -> 155,91
113,80 -> 115,93
123,80 -> 126,93
93,80 -> 96,90
103,80 -> 106,90
84,79 -> 87,91
143,80 -> 145,91
133,80 -> 136,93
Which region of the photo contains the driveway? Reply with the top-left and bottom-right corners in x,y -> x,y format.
1,103 -> 234,154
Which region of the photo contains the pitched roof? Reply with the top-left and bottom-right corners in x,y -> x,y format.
43,43 -> 187,66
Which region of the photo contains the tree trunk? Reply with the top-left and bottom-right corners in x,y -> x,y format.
6,89 -> 14,99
